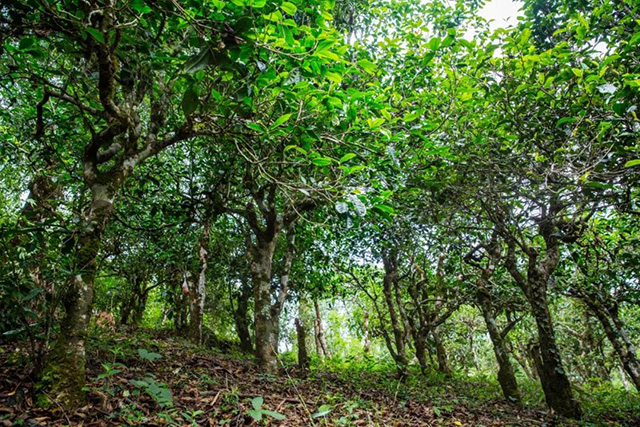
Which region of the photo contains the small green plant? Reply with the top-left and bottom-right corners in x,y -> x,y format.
311,404 -> 332,418
137,348 -> 163,361
95,362 -> 126,395
181,409 -> 204,426
130,375 -> 173,408
257,372 -> 277,382
247,396 -> 286,422
199,373 -> 218,388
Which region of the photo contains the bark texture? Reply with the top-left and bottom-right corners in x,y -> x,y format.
189,222 -> 211,345
476,285 -> 521,404
295,317 -> 310,369
584,295 -> 640,391
314,301 -> 331,360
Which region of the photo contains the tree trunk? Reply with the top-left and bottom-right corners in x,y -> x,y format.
477,288 -> 521,405
585,297 -> 640,391
189,222 -> 211,345
432,329 -> 451,376
251,239 -> 278,372
295,317 -> 310,369
234,279 -> 253,353
43,186 -> 115,408
505,237 -> 582,419
527,279 -> 581,418
132,289 -> 149,326
362,311 -> 371,355
314,301 -> 331,360
414,333 -> 429,373
382,250 -> 408,377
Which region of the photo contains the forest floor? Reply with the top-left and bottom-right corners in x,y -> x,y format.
1,329 -> 638,427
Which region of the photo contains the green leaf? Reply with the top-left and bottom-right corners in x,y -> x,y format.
628,32 -> 640,47
250,0 -> 266,7
262,410 -> 286,420
184,48 -> 213,73
326,71 -> 342,84
247,410 -> 262,421
339,153 -> 356,163
251,396 -> 264,411
21,287 -> 43,302
138,348 -> 163,361
373,204 -> 394,214
19,38 -> 35,50
312,157 -> 333,166
356,59 -> 377,74
556,117 -> 576,127
284,145 -> 308,155
367,118 -> 385,129
131,0 -> 152,13
625,159 -> 640,168
316,39 -> 336,52
86,27 -> 105,44
571,68 -> 583,78
273,113 -> 292,127
311,404 -> 332,418
246,122 -> 266,133
181,86 -> 199,117
403,112 -> 420,122
281,1 -> 297,15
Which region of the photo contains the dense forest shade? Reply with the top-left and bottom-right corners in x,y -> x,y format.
0,0 -> 639,425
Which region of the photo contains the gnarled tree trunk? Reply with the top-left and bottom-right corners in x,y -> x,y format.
381,248 -> 408,378
476,286 -> 521,405
432,329 -> 451,376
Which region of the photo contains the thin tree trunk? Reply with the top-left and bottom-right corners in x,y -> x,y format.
251,239 -> 278,372
477,287 -> 521,405
314,301 -> 331,360
362,312 -> 371,354
432,329 -> 451,376
382,249 -> 408,377
234,278 -> 253,353
189,221 -> 211,345
585,297 -> 640,391
296,317 -> 309,369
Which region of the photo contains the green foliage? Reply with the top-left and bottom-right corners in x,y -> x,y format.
137,348 -> 163,361
246,396 -> 287,422
130,375 -> 174,408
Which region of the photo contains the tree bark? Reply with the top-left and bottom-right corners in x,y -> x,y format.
528,278 -> 581,417
476,286 -> 521,405
251,238 -> 278,372
43,185 -> 115,408
382,248 -> 408,378
314,301 -> 331,360
504,236 -> 582,419
432,329 -> 451,376
584,296 -> 640,391
295,317 -> 310,369
189,222 -> 211,345
362,311 -> 371,355
234,278 -> 253,353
